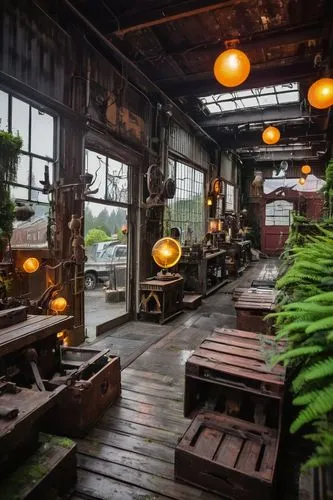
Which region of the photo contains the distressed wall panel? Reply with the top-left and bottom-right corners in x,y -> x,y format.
169,120 -> 210,170
1,0 -> 73,105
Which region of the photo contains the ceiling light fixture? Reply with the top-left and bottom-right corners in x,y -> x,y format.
301,164 -> 312,175
308,78 -> 333,109
213,46 -> 251,88
262,126 -> 281,145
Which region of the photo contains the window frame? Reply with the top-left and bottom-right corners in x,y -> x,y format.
0,87 -> 57,204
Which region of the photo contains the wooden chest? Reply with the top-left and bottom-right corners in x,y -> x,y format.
175,411 -> 279,500
235,289 -> 276,334
45,351 -> 121,437
184,328 -> 285,429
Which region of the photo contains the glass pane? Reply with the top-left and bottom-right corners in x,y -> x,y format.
275,83 -> 298,92
260,86 -> 275,95
30,189 -> 49,203
225,184 -> 235,211
85,149 -> 106,199
206,103 -> 222,113
241,97 -> 259,108
235,89 -> 254,98
16,154 -> 30,185
12,97 -> 30,151
220,101 -> 236,111
258,94 -> 277,106
106,159 -> 128,203
31,107 -> 54,158
11,202 -> 49,251
277,91 -> 299,104
10,185 -> 29,200
32,157 -> 53,189
0,90 -> 9,130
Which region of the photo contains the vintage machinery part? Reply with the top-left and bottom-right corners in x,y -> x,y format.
24,348 -> 46,391
147,164 -> 164,195
163,178 -> 176,199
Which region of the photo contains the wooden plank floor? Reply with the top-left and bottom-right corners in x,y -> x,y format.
72,260 -> 281,499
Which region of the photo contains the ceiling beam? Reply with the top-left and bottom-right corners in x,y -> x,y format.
216,132 -> 326,149
113,0 -> 247,37
134,23 -> 322,62
159,62 -> 314,97
199,104 -> 319,127
242,153 -> 319,162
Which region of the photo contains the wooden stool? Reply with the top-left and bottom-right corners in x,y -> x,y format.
175,411 -> 279,499
184,327 -> 285,429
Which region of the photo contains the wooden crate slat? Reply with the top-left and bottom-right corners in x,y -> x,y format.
193,347 -> 284,376
214,434 -> 243,468
236,440 -> 262,474
213,328 -> 276,342
193,427 -> 223,460
188,355 -> 284,388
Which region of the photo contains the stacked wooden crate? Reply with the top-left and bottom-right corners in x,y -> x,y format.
234,288 -> 277,334
175,327 -> 285,499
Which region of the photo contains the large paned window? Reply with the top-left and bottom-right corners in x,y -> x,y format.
225,183 -> 235,212
85,149 -> 129,204
265,200 -> 294,226
0,89 -> 56,249
0,89 -> 55,204
167,158 -> 205,243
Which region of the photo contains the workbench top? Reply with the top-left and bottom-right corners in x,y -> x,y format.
0,314 -> 74,357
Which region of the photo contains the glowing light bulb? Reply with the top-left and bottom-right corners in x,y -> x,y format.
301,165 -> 311,175
213,49 -> 251,88
308,78 -> 333,109
23,257 -> 40,273
50,297 -> 68,313
262,126 -> 280,145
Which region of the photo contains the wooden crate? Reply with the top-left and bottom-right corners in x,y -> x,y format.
184,328 -> 285,429
44,354 -> 121,437
175,411 -> 279,500
235,289 -> 276,334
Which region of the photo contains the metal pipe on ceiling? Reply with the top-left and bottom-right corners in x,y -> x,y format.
62,0 -> 219,148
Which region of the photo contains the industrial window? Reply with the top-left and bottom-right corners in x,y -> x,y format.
0,89 -> 55,204
85,149 -> 129,204
265,200 -> 294,226
166,158 -> 205,243
225,183 -> 235,212
200,82 -> 300,115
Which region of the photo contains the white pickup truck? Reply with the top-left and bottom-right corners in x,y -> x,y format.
84,244 -> 127,290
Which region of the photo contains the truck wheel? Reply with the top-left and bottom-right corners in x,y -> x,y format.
85,272 -> 97,290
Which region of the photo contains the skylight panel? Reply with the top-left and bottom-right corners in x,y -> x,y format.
258,94 -> 277,106
199,82 -> 300,114
241,97 -> 259,108
277,91 -> 300,104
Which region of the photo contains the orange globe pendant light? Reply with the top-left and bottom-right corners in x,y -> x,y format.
50,297 -> 68,313
308,78 -> 333,109
298,178 -> 306,186
301,164 -> 312,175
262,126 -> 280,145
214,49 -> 251,87
23,257 -> 40,273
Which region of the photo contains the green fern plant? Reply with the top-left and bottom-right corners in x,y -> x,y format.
271,218 -> 333,471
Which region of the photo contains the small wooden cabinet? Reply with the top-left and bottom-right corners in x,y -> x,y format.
138,277 -> 184,324
178,250 -> 226,296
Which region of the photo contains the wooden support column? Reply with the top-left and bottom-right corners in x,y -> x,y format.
54,117 -> 86,346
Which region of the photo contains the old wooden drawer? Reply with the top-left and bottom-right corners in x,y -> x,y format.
175,411 -> 279,500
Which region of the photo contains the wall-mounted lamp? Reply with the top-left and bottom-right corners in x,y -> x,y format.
207,194 -> 214,207
49,296 -> 68,313
23,257 -> 40,273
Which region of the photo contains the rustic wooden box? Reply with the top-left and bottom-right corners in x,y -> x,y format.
184,328 -> 285,429
44,353 -> 121,437
235,289 -> 276,334
175,411 -> 279,500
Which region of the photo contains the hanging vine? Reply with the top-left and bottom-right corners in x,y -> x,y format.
0,131 -> 22,251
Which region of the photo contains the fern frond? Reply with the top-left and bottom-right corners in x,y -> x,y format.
272,345 -> 324,365
304,291 -> 333,303
305,316 -> 333,334
303,358 -> 333,383
301,454 -> 333,471
290,384 -> 333,433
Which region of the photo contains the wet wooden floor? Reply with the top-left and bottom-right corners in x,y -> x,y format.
72,260 -> 280,500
